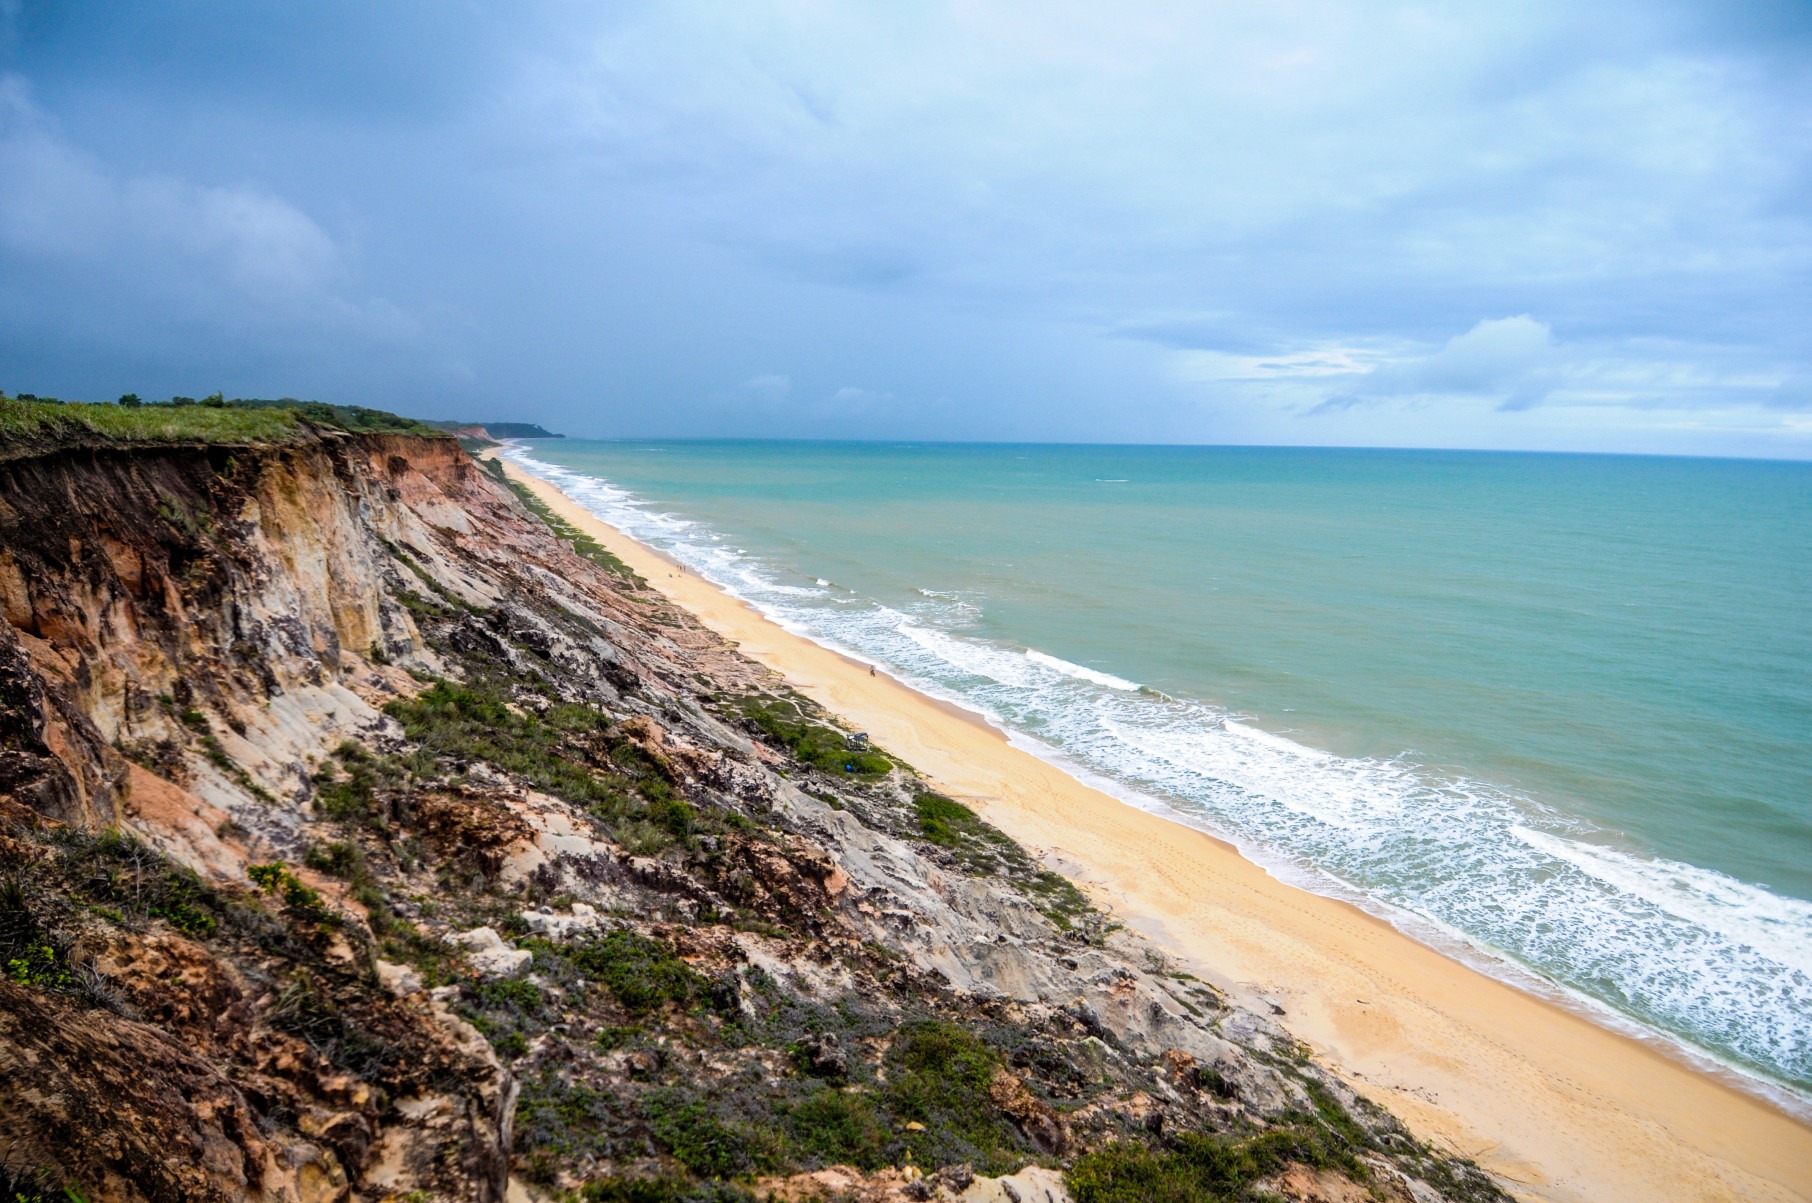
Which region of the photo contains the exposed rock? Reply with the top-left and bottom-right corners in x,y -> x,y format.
0,981 -> 298,1203
449,926 -> 534,978
375,959 -> 424,997
518,901 -> 601,942
0,426 -> 1505,1203
961,1165 -> 1070,1203
1259,1161 -> 1381,1203
989,1069 -> 1071,1153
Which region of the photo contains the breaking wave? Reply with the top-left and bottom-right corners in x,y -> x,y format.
503,447 -> 1812,1099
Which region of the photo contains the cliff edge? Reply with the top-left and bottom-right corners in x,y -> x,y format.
0,421 -> 1505,1203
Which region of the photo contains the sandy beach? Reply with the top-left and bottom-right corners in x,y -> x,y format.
499,453 -> 1812,1203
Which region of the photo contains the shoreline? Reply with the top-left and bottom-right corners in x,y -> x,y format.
494,449 -> 1812,1203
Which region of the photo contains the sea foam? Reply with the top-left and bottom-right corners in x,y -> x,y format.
502,447 -> 1812,1097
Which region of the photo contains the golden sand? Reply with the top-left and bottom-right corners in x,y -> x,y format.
497,453 -> 1812,1203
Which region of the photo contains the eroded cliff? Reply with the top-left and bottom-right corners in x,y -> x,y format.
0,424 -> 1505,1203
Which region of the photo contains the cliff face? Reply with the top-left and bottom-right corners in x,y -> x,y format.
0,430 -> 1504,1203
0,434 -> 475,831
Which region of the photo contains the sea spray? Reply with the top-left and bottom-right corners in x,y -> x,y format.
501,442 -> 1812,1096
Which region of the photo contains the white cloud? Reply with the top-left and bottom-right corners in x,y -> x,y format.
1384,315 -> 1558,411
0,74 -> 399,337
5,4 -> 1810,452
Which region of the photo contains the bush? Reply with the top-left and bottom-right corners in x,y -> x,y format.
0,1164 -> 83,1203
503,479 -> 644,584
5,940 -> 71,990
246,863 -> 325,914
913,792 -> 981,846
384,682 -> 623,809
59,830 -> 221,937
882,1019 -> 1021,1173
514,1073 -> 637,1174
311,741 -> 409,827
643,1090 -> 787,1179
303,840 -> 368,882
579,1177 -> 755,1203
566,930 -> 707,1017
736,696 -> 892,778
787,1086 -> 888,1170
1066,1124 -> 1358,1203
461,976 -> 547,1059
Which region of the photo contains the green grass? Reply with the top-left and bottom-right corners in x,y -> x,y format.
0,396 -> 303,444
383,681 -> 626,809
735,695 -> 893,779
0,395 -> 442,448
1066,1123 -> 1366,1203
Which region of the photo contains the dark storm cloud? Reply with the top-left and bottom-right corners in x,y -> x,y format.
1,1 -> 1808,455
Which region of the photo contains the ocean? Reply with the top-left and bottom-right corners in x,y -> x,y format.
501,440 -> 1812,1098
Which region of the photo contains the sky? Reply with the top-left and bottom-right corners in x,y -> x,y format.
1,1 -> 1809,456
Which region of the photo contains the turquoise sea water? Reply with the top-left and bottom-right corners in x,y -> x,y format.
503,441 -> 1812,1096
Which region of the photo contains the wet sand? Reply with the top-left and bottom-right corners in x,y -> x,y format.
497,452 -> 1812,1203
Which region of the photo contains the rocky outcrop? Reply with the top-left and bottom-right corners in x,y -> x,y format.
0,426 -> 1504,1202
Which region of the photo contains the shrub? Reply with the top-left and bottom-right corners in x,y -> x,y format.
643,1090 -> 787,1180
912,792 -> 980,846
787,1086 -> 888,1170
514,1073 -> 641,1177
578,1178 -> 691,1203
59,830 -> 221,937
566,930 -> 707,1017
502,478 -> 644,584
311,741 -> 408,826
5,940 -> 71,990
246,863 -> 324,913
303,840 -> 368,882
384,682 -> 624,809
1066,1124 -> 1360,1203
456,978 -> 539,1050
882,1019 -> 1021,1172
0,1164 -> 84,1203
736,696 -> 891,778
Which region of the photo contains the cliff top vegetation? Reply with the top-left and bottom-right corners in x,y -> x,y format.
0,390 -> 443,447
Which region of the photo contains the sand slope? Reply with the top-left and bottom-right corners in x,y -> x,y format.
499,454 -> 1812,1203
